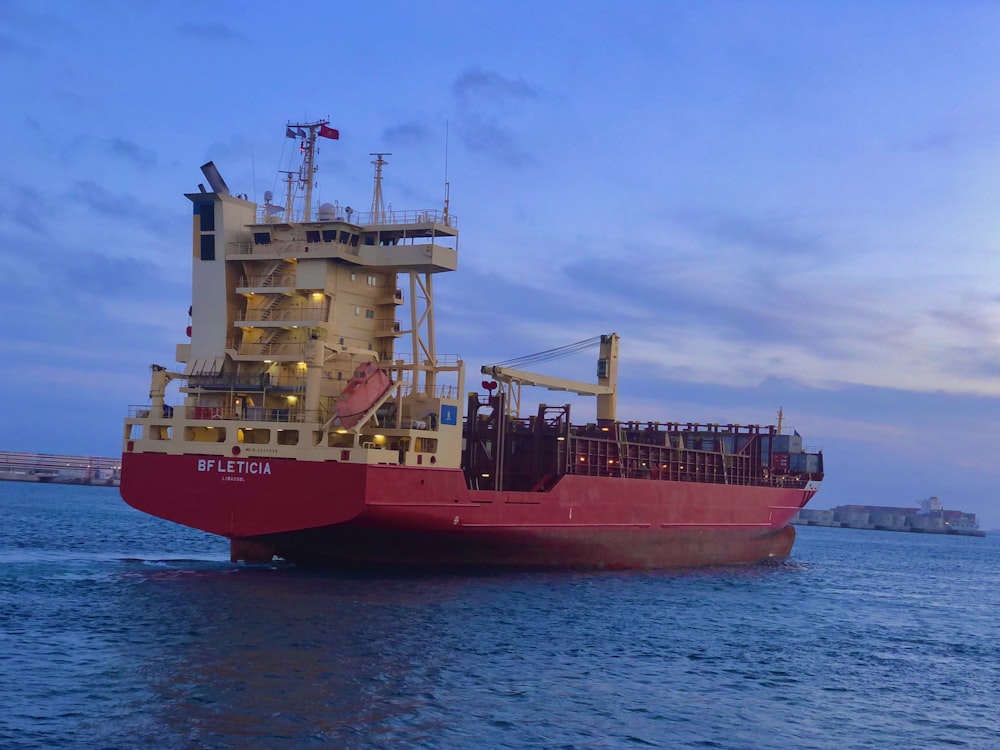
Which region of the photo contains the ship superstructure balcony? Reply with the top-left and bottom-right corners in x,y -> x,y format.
235,303 -> 329,327
237,274 -> 298,295
230,341 -> 307,362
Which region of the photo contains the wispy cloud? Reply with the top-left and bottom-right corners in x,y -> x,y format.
673,208 -> 828,259
68,135 -> 158,169
0,32 -> 37,58
0,181 -> 53,235
455,118 -> 536,167
382,121 -> 435,147
899,128 -> 959,154
175,23 -> 248,43
451,67 -> 541,167
452,67 -> 538,106
67,179 -> 173,234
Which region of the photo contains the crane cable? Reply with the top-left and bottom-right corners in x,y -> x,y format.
488,336 -> 603,370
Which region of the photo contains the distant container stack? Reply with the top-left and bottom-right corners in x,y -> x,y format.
793,499 -> 984,537
0,451 -> 121,487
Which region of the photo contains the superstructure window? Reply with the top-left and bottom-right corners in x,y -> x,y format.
200,235 -> 216,261
322,229 -> 336,242
197,204 -> 215,231
277,430 -> 299,446
339,231 -> 350,244
350,235 -> 360,247
306,230 -> 321,243
365,309 -> 374,319
253,232 -> 271,245
367,275 -> 377,286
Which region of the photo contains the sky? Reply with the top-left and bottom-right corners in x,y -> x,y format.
2,0 -> 999,527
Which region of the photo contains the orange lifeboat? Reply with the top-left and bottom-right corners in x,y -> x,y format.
336,362 -> 393,429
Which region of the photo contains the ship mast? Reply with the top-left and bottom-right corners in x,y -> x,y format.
287,120 -> 329,221
369,152 -> 391,224
280,171 -> 296,220
442,121 -> 450,224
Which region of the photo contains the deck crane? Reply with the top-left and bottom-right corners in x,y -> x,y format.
480,333 -> 619,425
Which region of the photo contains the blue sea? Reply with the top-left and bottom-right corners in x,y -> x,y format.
1,483 -> 998,749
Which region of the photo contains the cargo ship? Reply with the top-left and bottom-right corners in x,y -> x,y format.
120,120 -> 824,568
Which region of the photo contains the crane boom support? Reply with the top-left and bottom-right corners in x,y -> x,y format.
480,333 -> 619,423
481,365 -> 613,396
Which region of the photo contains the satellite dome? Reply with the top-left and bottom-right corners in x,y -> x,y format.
318,202 -> 336,221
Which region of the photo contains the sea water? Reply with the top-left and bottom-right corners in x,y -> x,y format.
1,482 -> 997,749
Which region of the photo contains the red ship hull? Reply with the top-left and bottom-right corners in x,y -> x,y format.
121,452 -> 815,569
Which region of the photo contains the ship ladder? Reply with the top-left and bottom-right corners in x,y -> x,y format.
719,443 -> 731,485
617,427 -> 630,479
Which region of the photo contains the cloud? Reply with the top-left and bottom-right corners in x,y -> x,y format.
452,67 -> 538,107
0,32 -> 37,58
451,67 -> 541,167
672,208 -> 828,260
382,121 -> 435,148
0,181 -> 53,235
100,136 -> 158,168
0,2 -> 61,57
899,128 -> 959,154
58,134 -> 159,169
455,118 -> 536,167
67,179 -> 174,234
174,23 -> 248,43
453,224 -> 1000,397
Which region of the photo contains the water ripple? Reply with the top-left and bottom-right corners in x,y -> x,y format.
1,484 -> 999,749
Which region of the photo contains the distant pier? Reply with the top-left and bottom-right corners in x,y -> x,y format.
793,501 -> 985,537
0,451 -> 120,487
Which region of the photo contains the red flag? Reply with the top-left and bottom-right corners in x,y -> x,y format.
318,125 -> 340,140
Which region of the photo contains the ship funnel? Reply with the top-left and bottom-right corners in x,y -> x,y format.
200,161 -> 230,195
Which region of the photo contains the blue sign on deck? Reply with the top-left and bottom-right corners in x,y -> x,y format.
441,404 -> 458,425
